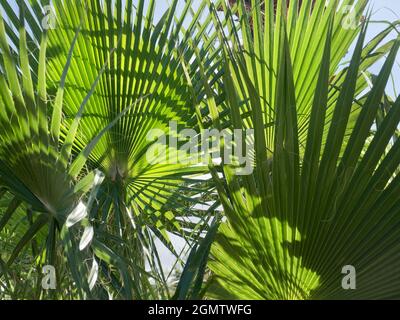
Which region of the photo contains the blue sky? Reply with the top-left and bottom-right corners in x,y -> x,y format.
367,0 -> 400,96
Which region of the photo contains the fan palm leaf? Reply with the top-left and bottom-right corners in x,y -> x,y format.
0,0 -> 223,299
205,4 -> 400,298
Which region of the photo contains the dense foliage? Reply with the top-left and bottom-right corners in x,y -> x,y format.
0,0 -> 399,300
